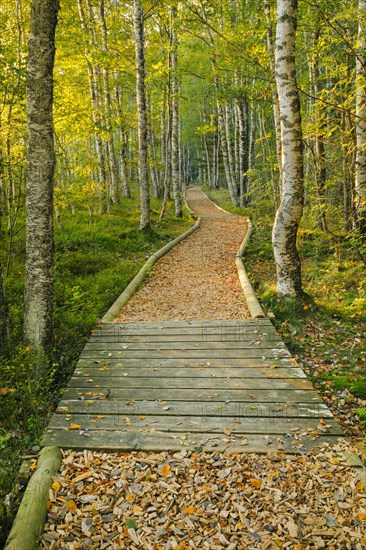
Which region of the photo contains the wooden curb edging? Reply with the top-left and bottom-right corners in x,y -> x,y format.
5,446 -> 62,550
236,219 -> 266,319
102,216 -> 201,322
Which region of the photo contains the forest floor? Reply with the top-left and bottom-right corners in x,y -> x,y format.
39,188 -> 366,549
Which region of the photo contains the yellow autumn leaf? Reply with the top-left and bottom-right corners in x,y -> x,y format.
161,464 -> 171,476
51,481 -> 60,492
358,512 -> 366,521
126,494 -> 134,501
70,423 -> 81,429
184,507 -> 196,514
249,479 -> 261,489
65,500 -> 77,512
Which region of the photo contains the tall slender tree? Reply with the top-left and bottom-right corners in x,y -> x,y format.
355,0 -> 366,233
272,0 -> 304,297
171,6 -> 182,218
24,0 -> 59,361
134,0 -> 150,231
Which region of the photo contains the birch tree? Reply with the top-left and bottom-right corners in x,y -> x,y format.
134,0 -> 150,231
24,0 -> 59,359
272,0 -> 304,297
171,6 -> 182,218
356,0 -> 366,233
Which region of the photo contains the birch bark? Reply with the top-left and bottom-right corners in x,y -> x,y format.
134,0 -> 150,231
24,0 -> 59,358
264,0 -> 283,198
355,0 -> 366,233
171,7 -> 182,217
272,0 -> 304,297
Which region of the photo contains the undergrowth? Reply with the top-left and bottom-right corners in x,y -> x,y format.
205,185 -> 366,434
0,192 -> 192,545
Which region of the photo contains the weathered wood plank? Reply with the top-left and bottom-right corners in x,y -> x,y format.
47,413 -> 343,435
55,399 -> 333,418
89,333 -> 283,343
41,427 -> 341,453
62,386 -> 322,402
68,375 -> 314,391
77,357 -> 298,368
74,365 -> 307,379
80,349 -> 291,360
84,341 -> 286,350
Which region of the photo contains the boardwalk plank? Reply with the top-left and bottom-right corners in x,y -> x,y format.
84,341 -> 286,350
41,319 -> 342,452
42,428 -> 340,453
68,375 -> 314,390
62,387 -> 321,402
53,399 -> 333,418
74,365 -> 307,379
48,413 -> 343,435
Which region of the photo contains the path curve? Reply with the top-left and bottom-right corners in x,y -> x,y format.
115,188 -> 249,321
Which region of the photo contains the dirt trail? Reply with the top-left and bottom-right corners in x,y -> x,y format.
115,187 -> 249,321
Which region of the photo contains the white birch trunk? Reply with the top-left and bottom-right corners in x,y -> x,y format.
134,0 -> 150,230
272,0 -> 304,297
356,0 -> 366,232
24,0 -> 59,359
217,104 -> 239,206
171,8 -> 182,217
77,0 -> 107,208
100,0 -> 119,204
264,0 -> 283,198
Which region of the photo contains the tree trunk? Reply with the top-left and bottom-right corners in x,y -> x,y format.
100,0 -> 120,204
310,29 -> 327,231
134,0 -> 150,231
247,101 -> 257,204
77,0 -> 107,210
236,98 -> 249,206
355,0 -> 366,233
170,7 -> 182,217
24,0 -> 59,361
264,0 -> 283,199
114,78 -> 131,198
272,0 -> 304,298
217,104 -> 239,205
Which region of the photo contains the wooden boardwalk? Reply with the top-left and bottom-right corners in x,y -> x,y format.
42,319 -> 343,453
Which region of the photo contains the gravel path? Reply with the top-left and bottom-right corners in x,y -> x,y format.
115,188 -> 249,322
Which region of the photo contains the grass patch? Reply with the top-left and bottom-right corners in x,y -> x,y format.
0,193 -> 192,545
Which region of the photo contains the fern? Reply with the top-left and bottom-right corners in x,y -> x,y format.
356,408 -> 366,424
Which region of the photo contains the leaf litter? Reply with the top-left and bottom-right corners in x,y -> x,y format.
116,188 -> 249,322
40,441 -> 366,549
